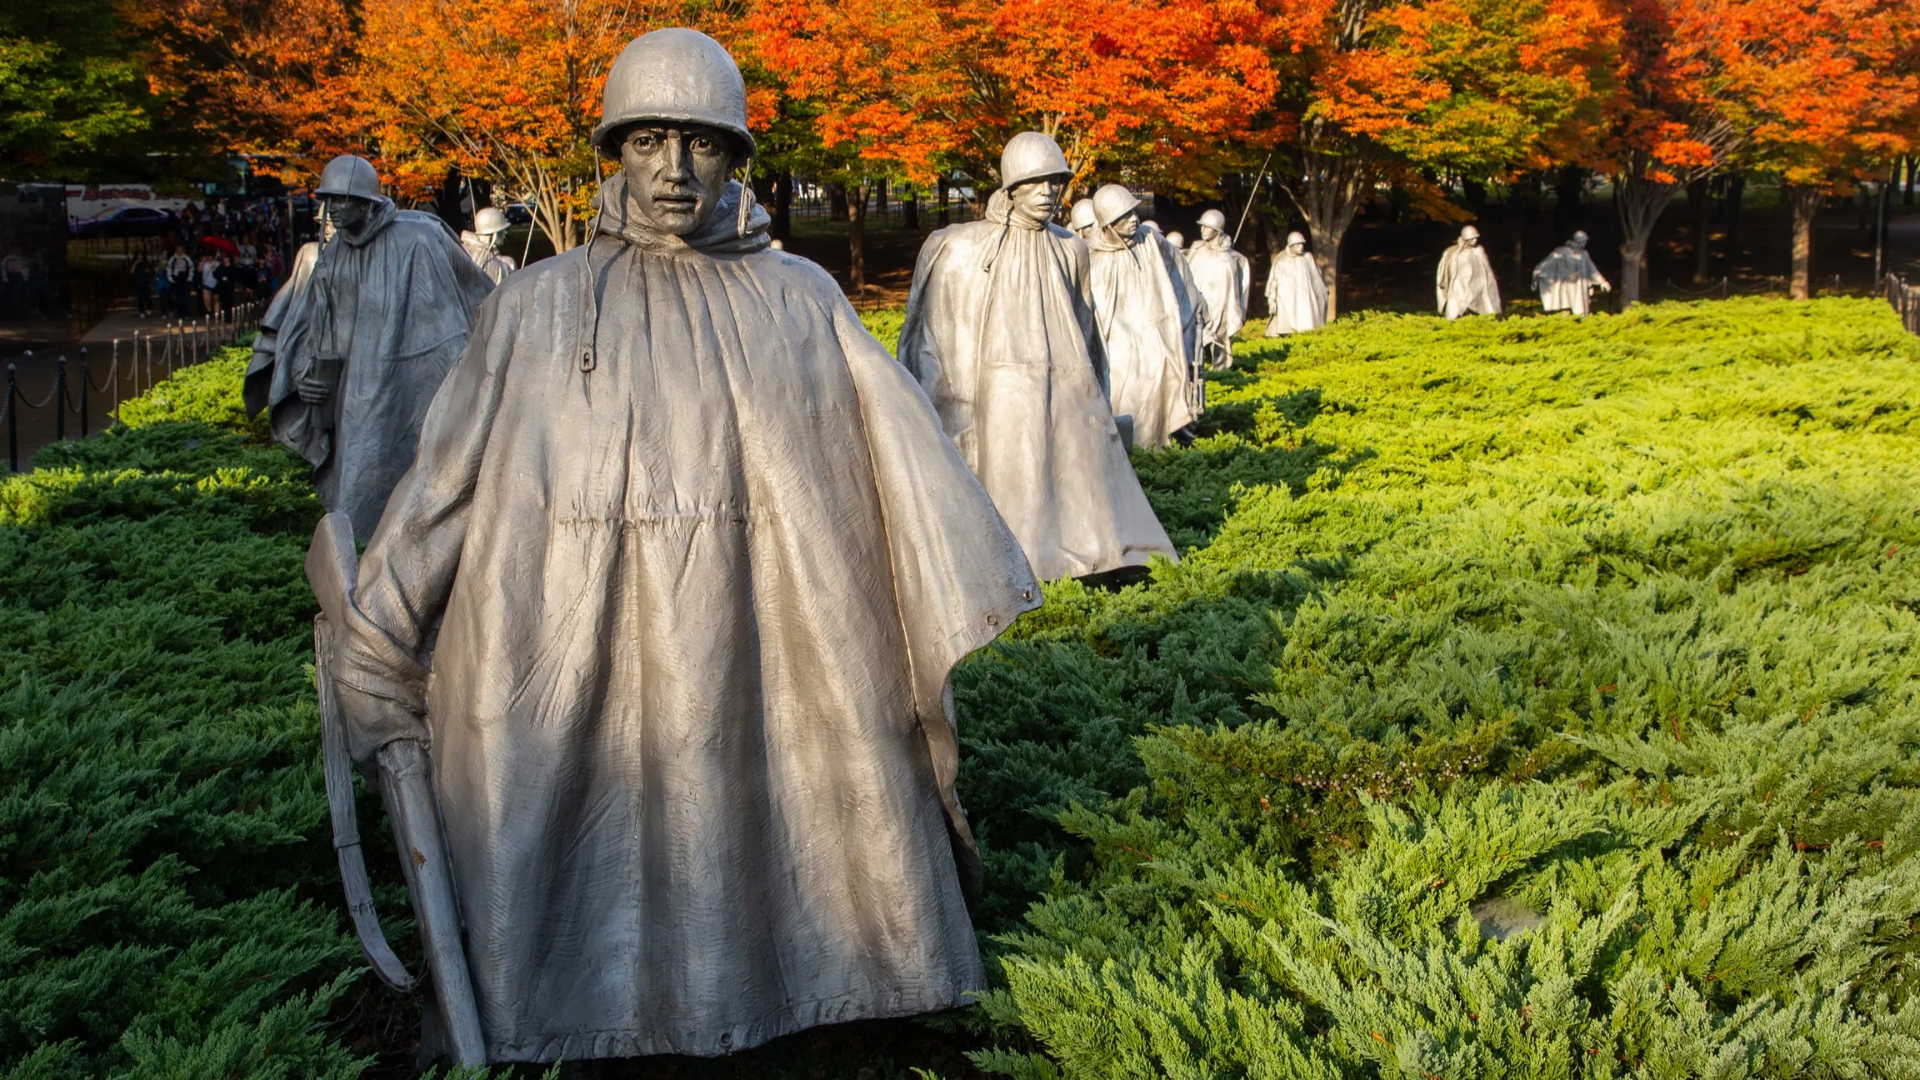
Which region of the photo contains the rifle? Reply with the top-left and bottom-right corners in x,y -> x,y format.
307,512 -> 487,1065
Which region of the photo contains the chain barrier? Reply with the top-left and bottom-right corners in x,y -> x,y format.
3,300 -> 262,472
1664,277 -> 1732,298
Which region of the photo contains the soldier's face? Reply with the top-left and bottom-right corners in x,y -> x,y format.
1288,240 -> 1306,255
1008,178 -> 1062,226
620,124 -> 737,236
1200,225 -> 1220,241
324,196 -> 371,239
1110,211 -> 1138,240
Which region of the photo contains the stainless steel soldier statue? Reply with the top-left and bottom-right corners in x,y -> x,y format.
898,131 -> 1176,582
244,154 -> 495,538
308,28 -> 1036,1067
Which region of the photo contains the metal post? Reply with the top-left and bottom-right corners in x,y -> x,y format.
79,348 -> 89,438
55,356 -> 66,441
6,365 -> 16,472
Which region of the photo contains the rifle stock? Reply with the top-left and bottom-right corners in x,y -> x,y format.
307,512 -> 487,1065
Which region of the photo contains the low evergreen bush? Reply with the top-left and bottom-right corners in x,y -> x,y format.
955,299 -> 1920,1078
6,301 -> 1918,1077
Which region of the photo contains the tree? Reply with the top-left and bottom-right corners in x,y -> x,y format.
744,0 -> 1306,288
737,0 -> 974,289
127,0 -> 361,182
978,0 -> 1304,197
1,0 -> 155,178
1731,0 -> 1920,299
346,0 -> 693,253
1274,0 -> 1615,317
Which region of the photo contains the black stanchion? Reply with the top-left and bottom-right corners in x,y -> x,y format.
54,357 -> 65,442
6,364 -> 16,473
79,349 -> 89,438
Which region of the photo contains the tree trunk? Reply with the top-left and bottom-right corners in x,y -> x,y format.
1725,174 -> 1745,254
1788,185 -> 1822,300
1613,172 -> 1681,308
902,189 -> 918,229
848,181 -> 869,292
1280,146 -> 1369,320
937,176 -> 950,227
772,170 -> 793,243
1555,166 -> 1585,237
1905,156 -> 1915,207
875,178 -> 887,225
829,183 -> 848,222
1688,177 -> 1711,284
1509,177 -> 1533,292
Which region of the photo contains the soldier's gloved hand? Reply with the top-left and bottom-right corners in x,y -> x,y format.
297,374 -> 333,405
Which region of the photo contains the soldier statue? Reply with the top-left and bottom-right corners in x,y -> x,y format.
1264,231 -> 1328,337
1533,230 -> 1611,315
244,154 -> 495,538
1069,197 -> 1097,240
1086,184 -> 1205,447
1437,224 -> 1502,320
898,131 -> 1176,582
460,206 -> 517,285
313,28 -> 1037,1066
1187,208 -> 1250,368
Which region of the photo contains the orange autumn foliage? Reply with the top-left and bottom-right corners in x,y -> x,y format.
345,0 -> 699,250
124,0 -> 359,180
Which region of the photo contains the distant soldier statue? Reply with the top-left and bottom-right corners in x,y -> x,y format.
1264,230 -> 1327,337
898,131 -> 1176,582
1533,230 -> 1610,315
1164,230 -> 1186,251
1069,197 -> 1097,240
1436,224 -> 1501,320
1087,183 -> 1205,447
313,28 -> 1037,1066
1188,208 -> 1250,368
248,209 -> 332,408
460,206 -> 517,285
243,154 -> 494,538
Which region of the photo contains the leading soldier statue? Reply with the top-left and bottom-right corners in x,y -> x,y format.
244,155 -> 495,539
310,27 -> 1037,1066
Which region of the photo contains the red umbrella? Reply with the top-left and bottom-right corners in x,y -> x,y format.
199,236 -> 239,256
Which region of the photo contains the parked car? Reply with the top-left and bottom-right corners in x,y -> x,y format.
501,202 -> 535,226
71,205 -> 175,239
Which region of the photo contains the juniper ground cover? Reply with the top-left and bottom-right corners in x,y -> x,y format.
3,298 -> 1917,1078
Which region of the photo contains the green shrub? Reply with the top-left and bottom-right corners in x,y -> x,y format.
114,343 -> 266,440
10,298 -> 1920,1077
956,298 -> 1920,1077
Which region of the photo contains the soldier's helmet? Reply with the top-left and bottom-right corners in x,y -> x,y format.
1199,209 -> 1227,233
1000,131 -> 1072,190
1287,231 -> 1308,248
1070,198 -> 1097,232
593,28 -> 754,159
473,207 -> 510,236
315,155 -> 382,201
1092,183 -> 1141,227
